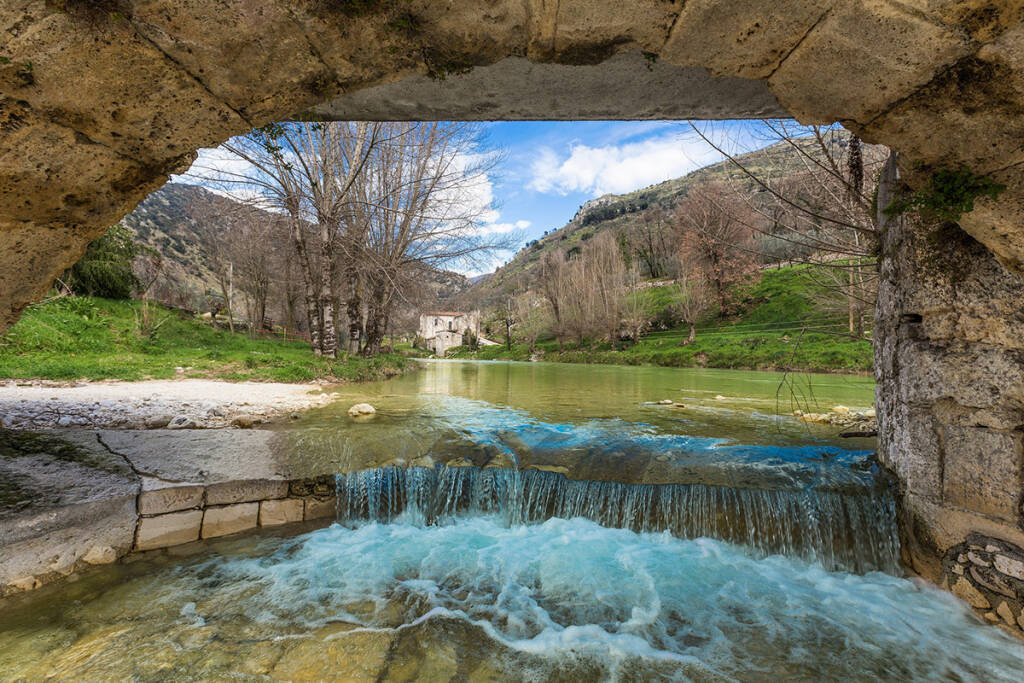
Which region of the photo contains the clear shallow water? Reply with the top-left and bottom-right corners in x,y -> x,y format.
282,361 -> 879,480
2,516 -> 1023,681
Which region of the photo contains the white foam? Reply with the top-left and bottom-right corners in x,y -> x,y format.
174,516 -> 1024,680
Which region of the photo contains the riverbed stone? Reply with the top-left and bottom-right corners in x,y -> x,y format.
167,415 -> 199,429
259,498 -> 304,527
997,601 -> 1017,627
82,545 -> 118,565
201,503 -> 259,539
135,510 -> 203,551
348,403 -> 376,417
145,414 -> 173,429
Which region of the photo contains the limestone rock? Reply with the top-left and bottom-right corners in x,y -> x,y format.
201,503 -> 259,539
995,555 -> 1024,581
136,510 -> 203,551
82,545 -> 118,565
348,403 -> 376,418
951,576 -> 991,609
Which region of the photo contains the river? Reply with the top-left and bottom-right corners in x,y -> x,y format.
2,361 -> 1023,680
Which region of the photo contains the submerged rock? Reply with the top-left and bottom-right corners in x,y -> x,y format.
348,403 -> 376,418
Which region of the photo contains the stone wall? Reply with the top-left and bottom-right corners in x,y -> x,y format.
876,154 -> 1024,633
0,429 -> 339,596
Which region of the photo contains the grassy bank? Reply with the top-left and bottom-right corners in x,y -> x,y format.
0,297 -> 417,383
451,266 -> 874,374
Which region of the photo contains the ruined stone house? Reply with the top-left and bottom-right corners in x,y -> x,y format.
418,311 -> 481,355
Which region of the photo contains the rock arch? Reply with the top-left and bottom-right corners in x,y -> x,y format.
2,0 -> 1024,622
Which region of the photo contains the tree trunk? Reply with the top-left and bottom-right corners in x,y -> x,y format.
217,273 -> 234,334
345,259 -> 362,355
319,224 -> 338,358
290,215 -> 322,355
361,279 -> 388,356
687,322 -> 696,344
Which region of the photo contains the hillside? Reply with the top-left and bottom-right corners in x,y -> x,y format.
121,182 -> 472,314
460,135 -> 879,307
451,265 -> 874,373
121,183 -> 236,304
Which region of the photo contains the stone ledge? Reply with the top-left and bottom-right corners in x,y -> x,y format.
260,498 -> 305,527
202,502 -> 259,539
207,479 -> 288,506
138,481 -> 205,515
1,428 -> 340,597
135,509 -> 203,551
304,496 -> 338,521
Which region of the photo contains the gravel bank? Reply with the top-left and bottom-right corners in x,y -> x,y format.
0,380 -> 335,430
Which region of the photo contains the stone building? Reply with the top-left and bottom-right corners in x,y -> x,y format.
418,311 -> 481,355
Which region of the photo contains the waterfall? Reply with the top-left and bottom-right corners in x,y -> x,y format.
336,465 -> 899,574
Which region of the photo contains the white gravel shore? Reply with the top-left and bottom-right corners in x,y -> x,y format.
0,379 -> 336,430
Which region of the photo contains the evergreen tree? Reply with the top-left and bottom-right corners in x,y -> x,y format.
64,224 -> 139,299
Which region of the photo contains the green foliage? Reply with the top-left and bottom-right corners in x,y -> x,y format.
64,224 -> 139,299
885,166 -> 1006,222
451,265 -> 872,373
0,297 -> 416,383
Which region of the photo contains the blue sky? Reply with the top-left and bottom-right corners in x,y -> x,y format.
181,120 -> 778,275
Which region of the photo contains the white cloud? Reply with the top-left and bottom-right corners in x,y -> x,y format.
527,131 -> 726,198
478,219 -> 530,235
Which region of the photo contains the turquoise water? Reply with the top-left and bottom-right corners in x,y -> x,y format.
3,516 -> 1022,680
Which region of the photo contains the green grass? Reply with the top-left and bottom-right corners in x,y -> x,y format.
451,266 -> 873,374
0,297 -> 417,383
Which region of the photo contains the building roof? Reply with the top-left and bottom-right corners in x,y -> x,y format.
422,311 -> 466,317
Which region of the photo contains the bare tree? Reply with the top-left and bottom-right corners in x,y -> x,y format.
621,267 -> 652,342
687,121 -> 885,334
630,206 -> 678,279
356,122 -> 509,356
512,291 -> 549,352
675,181 -> 759,311
537,250 -> 568,349
670,266 -> 711,344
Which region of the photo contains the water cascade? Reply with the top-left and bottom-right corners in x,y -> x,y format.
336,465 -> 899,574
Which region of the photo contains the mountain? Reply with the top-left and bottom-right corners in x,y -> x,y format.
458,135 -> 879,308
120,183 -> 232,305
121,182 -> 471,313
